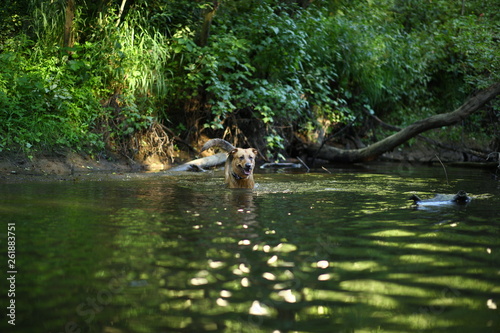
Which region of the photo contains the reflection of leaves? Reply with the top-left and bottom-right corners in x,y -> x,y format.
107,208 -> 166,289
110,208 -> 164,246
79,174 -> 500,333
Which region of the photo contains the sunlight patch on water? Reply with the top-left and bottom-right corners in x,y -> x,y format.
335,261 -> 381,272
276,289 -> 298,303
392,313 -> 456,331
262,272 -> 276,280
216,298 -> 229,306
340,279 -> 431,298
399,254 -> 447,265
404,242 -> 477,253
412,275 -> 496,292
190,277 -> 208,286
267,255 -> 278,265
241,277 -> 250,287
487,299 -> 497,309
272,243 -> 298,252
208,260 -> 225,269
318,273 -> 334,281
369,229 -> 417,237
304,288 -> 358,303
249,300 -> 271,316
316,260 -> 329,268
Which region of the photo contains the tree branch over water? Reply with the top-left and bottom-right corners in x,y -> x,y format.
307,83 -> 500,163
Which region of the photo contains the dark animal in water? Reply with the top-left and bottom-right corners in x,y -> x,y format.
409,190 -> 471,206
201,139 -> 258,189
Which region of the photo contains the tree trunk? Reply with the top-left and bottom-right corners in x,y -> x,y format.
306,82 -> 500,163
116,0 -> 127,27
63,0 -> 75,48
197,1 -> 219,47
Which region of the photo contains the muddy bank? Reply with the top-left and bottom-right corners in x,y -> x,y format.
0,151 -> 135,183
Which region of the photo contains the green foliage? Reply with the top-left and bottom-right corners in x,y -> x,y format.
0,1 -> 26,44
29,0 -> 66,51
448,15 -> 500,89
172,2 -> 311,153
0,1 -> 171,154
0,36 -> 103,153
115,95 -> 154,137
0,0 -> 498,157
265,130 -> 286,161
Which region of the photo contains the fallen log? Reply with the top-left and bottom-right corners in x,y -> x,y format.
307,83 -> 500,163
365,105 -> 491,160
260,162 -> 302,169
169,153 -> 227,172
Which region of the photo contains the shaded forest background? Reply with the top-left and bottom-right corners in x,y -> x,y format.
0,0 -> 499,166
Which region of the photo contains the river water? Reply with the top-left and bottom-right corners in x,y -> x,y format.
1,163 -> 499,333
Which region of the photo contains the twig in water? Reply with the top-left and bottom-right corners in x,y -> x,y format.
296,156 -> 310,172
321,166 -> 332,174
435,154 -> 449,185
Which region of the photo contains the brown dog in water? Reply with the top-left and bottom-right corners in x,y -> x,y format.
201,139 -> 258,189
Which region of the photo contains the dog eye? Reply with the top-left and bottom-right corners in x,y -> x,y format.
239,156 -> 244,160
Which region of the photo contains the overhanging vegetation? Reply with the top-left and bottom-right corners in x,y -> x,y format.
0,0 -> 498,164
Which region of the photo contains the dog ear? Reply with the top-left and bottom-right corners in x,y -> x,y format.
251,148 -> 258,156
228,148 -> 239,158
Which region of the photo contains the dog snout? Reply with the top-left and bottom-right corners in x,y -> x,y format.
244,163 -> 253,170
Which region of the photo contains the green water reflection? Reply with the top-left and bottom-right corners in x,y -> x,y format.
1,165 -> 499,332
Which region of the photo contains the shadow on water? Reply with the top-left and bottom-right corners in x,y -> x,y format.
1,164 -> 499,332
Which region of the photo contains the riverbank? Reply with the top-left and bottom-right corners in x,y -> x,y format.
0,151 -> 132,181
1,140 -> 498,183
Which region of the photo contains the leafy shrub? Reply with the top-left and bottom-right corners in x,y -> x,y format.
0,37 -> 103,153
1,0 -> 498,159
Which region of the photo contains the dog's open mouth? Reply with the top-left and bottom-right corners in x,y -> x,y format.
239,165 -> 253,176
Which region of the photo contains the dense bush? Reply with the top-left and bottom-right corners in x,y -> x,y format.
0,36 -> 103,154
0,0 -> 498,158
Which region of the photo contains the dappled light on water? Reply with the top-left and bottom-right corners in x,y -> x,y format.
2,165 -> 499,332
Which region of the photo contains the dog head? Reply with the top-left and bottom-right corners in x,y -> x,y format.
229,148 -> 258,179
